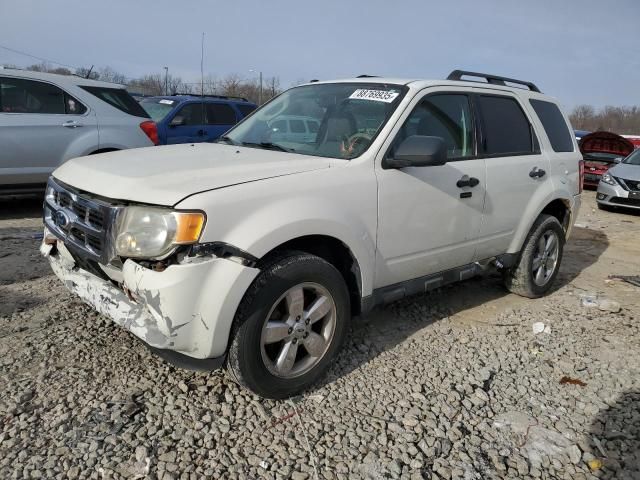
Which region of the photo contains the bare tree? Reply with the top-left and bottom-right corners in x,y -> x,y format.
570,104 -> 640,134
97,66 -> 127,84
75,66 -> 100,79
24,62 -> 72,76
8,61 -> 284,102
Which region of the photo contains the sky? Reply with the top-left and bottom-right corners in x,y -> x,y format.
0,0 -> 638,110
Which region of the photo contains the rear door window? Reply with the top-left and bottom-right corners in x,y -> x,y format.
80,86 -> 149,118
206,103 -> 237,125
529,99 -> 574,152
477,95 -> 536,156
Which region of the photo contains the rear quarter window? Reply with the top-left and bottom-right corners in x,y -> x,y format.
529,99 -> 574,152
237,104 -> 256,118
80,86 -> 149,118
206,103 -> 237,125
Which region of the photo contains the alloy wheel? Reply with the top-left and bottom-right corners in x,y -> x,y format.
259,282 -> 337,378
532,230 -> 559,286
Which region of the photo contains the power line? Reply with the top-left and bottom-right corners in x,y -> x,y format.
0,44 -> 79,70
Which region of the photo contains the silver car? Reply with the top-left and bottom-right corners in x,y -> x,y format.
597,148 -> 640,210
0,68 -> 157,194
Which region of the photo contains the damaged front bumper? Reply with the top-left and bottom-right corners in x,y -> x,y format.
42,235 -> 259,363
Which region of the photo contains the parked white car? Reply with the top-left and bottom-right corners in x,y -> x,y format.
41,70 -> 582,398
0,68 -> 157,194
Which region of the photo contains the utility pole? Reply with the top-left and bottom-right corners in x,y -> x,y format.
200,33 -> 205,97
250,69 -> 263,105
163,66 -> 168,95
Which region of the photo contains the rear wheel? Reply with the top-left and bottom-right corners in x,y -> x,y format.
226,251 -> 350,398
503,214 -> 565,298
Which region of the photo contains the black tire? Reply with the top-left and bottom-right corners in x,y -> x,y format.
503,214 -> 565,298
226,251 -> 350,399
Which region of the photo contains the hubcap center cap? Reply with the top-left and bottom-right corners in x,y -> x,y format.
293,323 -> 307,339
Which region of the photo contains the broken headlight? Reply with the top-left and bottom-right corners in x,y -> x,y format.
115,207 -> 205,259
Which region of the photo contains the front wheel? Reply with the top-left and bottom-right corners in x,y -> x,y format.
226,251 -> 350,399
503,214 -> 565,298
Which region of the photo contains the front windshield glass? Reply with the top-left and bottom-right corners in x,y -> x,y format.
623,149 -> 640,165
223,82 -> 407,159
140,98 -> 177,122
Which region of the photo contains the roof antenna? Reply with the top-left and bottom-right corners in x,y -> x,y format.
85,65 -> 94,79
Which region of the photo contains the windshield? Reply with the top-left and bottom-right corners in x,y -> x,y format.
140,98 -> 178,122
223,82 -> 407,159
623,149 -> 640,166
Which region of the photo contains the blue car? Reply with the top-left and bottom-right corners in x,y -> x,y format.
140,94 -> 257,145
574,129 -> 591,142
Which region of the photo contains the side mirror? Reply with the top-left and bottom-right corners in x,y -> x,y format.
170,115 -> 185,127
614,157 -> 622,164
382,135 -> 447,169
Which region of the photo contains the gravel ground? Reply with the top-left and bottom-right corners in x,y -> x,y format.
1,191 -> 639,480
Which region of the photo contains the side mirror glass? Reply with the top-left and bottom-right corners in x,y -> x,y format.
383,135 -> 447,169
170,115 -> 185,127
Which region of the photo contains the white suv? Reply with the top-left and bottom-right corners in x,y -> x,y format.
0,68 -> 157,194
41,71 -> 582,398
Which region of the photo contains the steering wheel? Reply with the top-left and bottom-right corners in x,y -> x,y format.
348,132 -> 372,145
341,133 -> 373,157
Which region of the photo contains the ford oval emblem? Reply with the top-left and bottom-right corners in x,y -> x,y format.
54,210 -> 70,229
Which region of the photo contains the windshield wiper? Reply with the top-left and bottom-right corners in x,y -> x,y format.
241,141 -> 294,152
217,135 -> 236,145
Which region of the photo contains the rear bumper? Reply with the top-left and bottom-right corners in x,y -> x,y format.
566,193 -> 582,239
596,182 -> 640,210
43,235 -> 260,360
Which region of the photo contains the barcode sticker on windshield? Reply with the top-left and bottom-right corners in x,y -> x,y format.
159,99 -> 174,105
349,89 -> 400,103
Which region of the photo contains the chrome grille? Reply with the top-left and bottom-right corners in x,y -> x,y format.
618,177 -> 640,192
44,178 -> 120,263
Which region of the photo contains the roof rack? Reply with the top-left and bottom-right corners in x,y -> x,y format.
170,93 -> 250,102
446,70 -> 541,93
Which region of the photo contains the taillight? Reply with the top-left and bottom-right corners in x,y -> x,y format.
140,120 -> 159,145
578,159 -> 585,193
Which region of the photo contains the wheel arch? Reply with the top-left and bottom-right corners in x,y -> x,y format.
508,194 -> 574,254
260,234 -> 364,316
89,148 -> 120,155
540,198 -> 571,232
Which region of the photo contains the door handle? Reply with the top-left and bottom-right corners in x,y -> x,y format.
456,175 -> 480,188
62,120 -> 83,128
529,167 -> 546,178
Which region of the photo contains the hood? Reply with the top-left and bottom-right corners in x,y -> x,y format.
608,162 -> 640,181
580,131 -> 634,159
53,143 -> 332,206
